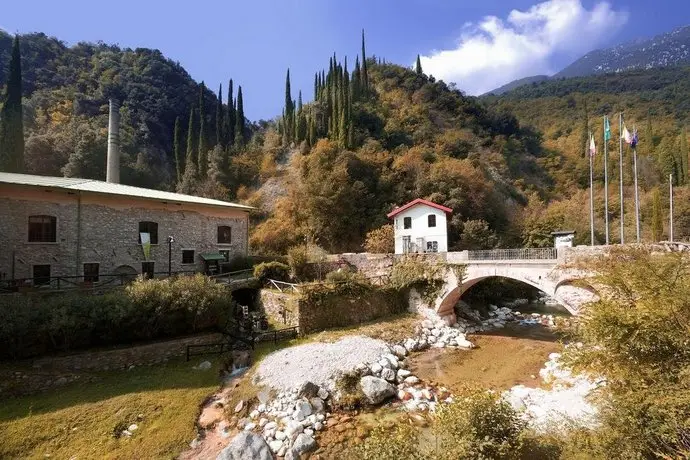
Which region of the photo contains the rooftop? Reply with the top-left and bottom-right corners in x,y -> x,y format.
0,172 -> 253,211
387,198 -> 453,218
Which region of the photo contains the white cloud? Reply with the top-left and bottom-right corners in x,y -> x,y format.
419,0 -> 628,94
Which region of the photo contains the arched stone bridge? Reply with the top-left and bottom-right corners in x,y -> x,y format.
430,247 -> 598,322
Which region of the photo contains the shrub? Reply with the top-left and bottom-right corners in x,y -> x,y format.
0,274 -> 234,359
324,267 -> 365,284
287,245 -> 309,280
253,261 -> 290,282
350,424 -> 424,460
363,224 -> 394,253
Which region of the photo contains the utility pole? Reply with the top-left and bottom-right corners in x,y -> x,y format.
619,112 -> 624,244
669,174 -> 674,242
589,132 -> 595,246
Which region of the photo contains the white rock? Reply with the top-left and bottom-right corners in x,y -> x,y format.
244,422 -> 257,431
309,397 -> 325,414
196,361 -> 212,370
392,345 -> 407,358
259,418 -> 268,428
304,428 -> 314,436
317,388 -> 329,400
275,430 -> 287,441
397,369 -> 411,379
249,410 -> 260,419
269,439 -> 284,453
381,368 -> 396,382
293,400 -> 312,421
404,376 -> 420,385
128,424 -> 138,432
370,362 -> 383,374
378,358 -> 391,369
316,414 -> 325,422
314,421 -> 323,431
285,420 -> 303,438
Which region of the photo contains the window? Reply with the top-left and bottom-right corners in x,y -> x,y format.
83,263 -> 100,282
402,236 -> 411,253
219,250 -> 231,262
428,214 -> 436,228
426,241 -> 439,253
33,265 -> 51,286
142,262 -> 155,279
182,250 -> 195,264
28,215 -> 57,242
218,226 -> 232,244
403,217 -> 412,229
138,221 -> 158,244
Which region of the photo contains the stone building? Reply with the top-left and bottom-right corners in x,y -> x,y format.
0,172 -> 252,286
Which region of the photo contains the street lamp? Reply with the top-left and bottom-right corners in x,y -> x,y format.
167,235 -> 174,276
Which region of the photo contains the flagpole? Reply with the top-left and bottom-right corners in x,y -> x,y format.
619,112 -> 624,244
633,141 -> 640,243
670,173 -> 674,242
589,131 -> 595,246
603,116 -> 610,245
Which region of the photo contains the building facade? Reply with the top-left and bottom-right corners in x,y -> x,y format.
387,198 -> 452,254
0,173 -> 252,285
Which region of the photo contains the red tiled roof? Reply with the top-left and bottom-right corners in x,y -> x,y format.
386,198 -> 453,218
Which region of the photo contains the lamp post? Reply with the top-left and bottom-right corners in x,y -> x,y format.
167,235 -> 174,276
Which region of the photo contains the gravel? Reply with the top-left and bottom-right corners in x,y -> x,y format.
255,336 -> 390,392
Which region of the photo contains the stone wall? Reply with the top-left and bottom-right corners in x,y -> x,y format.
258,290 -> 299,327
296,286 -> 406,334
0,185 -> 248,281
0,332 -> 222,397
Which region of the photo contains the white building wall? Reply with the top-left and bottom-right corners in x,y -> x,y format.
392,204 -> 448,254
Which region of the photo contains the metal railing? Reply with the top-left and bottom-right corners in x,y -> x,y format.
267,279 -> 300,293
466,248 -> 558,261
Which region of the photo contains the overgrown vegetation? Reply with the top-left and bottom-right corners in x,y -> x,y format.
364,224 -> 394,253
0,274 -> 233,359
389,256 -> 465,305
253,261 -> 290,282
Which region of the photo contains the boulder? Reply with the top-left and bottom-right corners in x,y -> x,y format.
317,388 -> 329,400
297,381 -> 320,399
289,433 -> 317,459
293,400 -> 313,421
381,368 -> 396,382
268,439 -> 284,454
397,369 -> 411,379
196,361 -> 212,370
360,376 -> 396,405
309,397 -> 325,414
404,376 -> 420,385
455,337 -> 474,349
370,362 -> 383,374
392,344 -> 408,358
216,432 -> 272,460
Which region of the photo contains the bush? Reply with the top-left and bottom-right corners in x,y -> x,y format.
324,267 -> 365,284
253,261 -> 290,282
0,274 -> 234,359
287,245 -> 309,280
363,224 -> 394,253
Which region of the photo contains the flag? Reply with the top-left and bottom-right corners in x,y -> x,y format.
604,116 -> 611,141
622,124 -> 633,144
140,232 -> 151,260
631,126 -> 639,148
589,134 -> 596,157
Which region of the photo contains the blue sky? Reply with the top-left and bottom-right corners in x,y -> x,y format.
3,0 -> 689,120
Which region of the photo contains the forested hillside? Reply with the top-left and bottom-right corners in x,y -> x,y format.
0,30 -> 249,189
486,66 -> 690,245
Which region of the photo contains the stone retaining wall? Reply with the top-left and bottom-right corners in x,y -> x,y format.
0,332 -> 222,397
258,290 -> 299,327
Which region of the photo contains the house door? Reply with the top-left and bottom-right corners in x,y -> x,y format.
402,236 -> 411,253
141,262 -> 155,279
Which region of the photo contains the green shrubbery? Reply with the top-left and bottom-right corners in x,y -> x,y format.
0,274 -> 234,359
253,261 -> 291,282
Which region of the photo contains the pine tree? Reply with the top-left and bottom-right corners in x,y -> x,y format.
0,35 -> 25,173
651,187 -> 663,241
179,108 -> 198,194
226,79 -> 235,149
361,30 -> 368,91
415,54 -> 423,74
173,116 -> 183,183
215,83 -> 224,147
234,86 -> 245,147
198,82 -> 208,178
680,128 -> 689,185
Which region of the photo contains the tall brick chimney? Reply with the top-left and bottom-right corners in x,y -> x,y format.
106,98 -> 120,183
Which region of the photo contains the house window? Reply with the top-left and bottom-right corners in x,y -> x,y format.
141,262 -> 155,279
426,241 -> 439,253
138,221 -> 159,244
403,217 -> 412,229
182,250 -> 195,265
218,226 -> 232,244
402,236 -> 411,253
428,214 -> 436,228
33,264 -> 51,286
83,263 -> 100,282
28,215 -> 57,242
219,250 -> 231,262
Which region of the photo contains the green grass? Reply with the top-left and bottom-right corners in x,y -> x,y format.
0,357 -> 222,460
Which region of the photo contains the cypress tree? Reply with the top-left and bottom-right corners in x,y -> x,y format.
234,86 -> 245,147
415,54 -> 423,74
314,73 -> 318,101
215,84 -> 224,147
173,116 -> 183,183
178,108 -> 198,194
186,107 -> 196,170
0,35 -> 25,173
353,56 -> 361,99
580,98 -> 589,158
285,69 -> 293,143
651,187 -> 663,241
198,82 -> 208,178
680,128 -> 689,185
361,29 -> 368,91
338,110 -> 347,148
226,79 -> 235,149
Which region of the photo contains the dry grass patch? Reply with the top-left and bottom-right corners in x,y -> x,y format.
306,313 -> 420,344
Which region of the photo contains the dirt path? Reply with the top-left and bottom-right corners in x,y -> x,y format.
407,324 -> 564,391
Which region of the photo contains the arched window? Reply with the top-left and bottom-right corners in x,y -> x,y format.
138,221 -> 159,244
428,214 -> 437,228
28,215 -> 57,242
218,225 -> 232,244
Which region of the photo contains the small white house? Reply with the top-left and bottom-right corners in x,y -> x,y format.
387,198 -> 452,254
